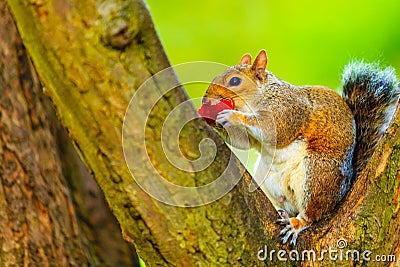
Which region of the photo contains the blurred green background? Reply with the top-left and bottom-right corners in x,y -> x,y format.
146,0 -> 400,97
145,0 -> 400,177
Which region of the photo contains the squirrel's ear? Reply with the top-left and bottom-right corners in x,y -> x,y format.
239,54 -> 252,65
252,50 -> 268,75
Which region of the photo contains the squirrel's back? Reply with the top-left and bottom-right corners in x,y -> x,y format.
342,61 -> 400,180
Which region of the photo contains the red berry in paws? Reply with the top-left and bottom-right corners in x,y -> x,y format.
198,98 -> 234,125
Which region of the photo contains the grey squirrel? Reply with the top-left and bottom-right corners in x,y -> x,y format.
199,50 -> 399,245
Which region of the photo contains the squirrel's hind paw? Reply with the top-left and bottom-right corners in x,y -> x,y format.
277,216 -> 309,246
279,223 -> 299,246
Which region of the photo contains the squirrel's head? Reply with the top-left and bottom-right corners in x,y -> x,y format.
201,50 -> 268,111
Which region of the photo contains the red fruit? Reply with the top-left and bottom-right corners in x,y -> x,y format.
198,98 -> 234,125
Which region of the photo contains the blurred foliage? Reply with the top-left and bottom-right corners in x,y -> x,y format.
145,0 -> 400,176
146,0 -> 400,99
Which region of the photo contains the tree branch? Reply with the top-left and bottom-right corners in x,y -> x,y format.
5,0 -> 399,266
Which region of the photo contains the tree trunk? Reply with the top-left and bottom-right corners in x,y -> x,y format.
3,0 -> 400,266
0,1 -> 138,266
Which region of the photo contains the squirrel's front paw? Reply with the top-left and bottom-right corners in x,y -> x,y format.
215,110 -> 253,149
215,110 -> 245,128
277,216 -> 309,246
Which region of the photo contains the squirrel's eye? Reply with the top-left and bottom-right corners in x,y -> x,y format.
228,76 -> 242,87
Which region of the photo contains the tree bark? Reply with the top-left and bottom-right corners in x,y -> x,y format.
0,1 -> 138,266
3,0 -> 399,266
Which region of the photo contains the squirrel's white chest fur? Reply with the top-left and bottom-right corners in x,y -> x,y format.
255,140 -> 308,216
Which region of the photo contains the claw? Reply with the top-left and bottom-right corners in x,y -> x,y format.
281,229 -> 294,244
277,209 -> 289,220
279,225 -> 290,236
290,234 -> 298,246
276,216 -> 309,246
215,110 -> 236,128
277,219 -> 288,225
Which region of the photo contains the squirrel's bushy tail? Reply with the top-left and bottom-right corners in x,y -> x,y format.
342,61 -> 400,180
